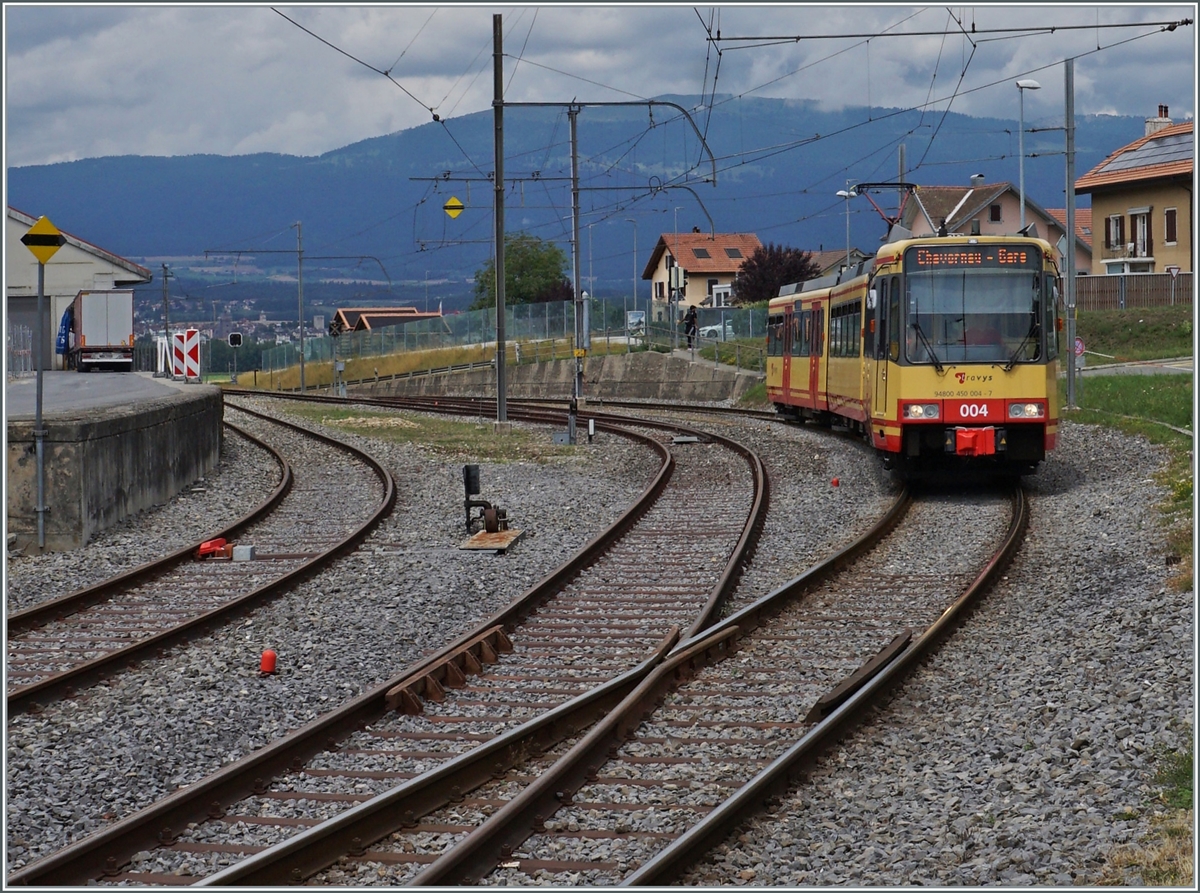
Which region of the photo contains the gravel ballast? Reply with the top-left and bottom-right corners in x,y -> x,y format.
5,428 -> 281,613
684,420 -> 1193,887
5,399 -> 653,870
4,402 -> 1191,885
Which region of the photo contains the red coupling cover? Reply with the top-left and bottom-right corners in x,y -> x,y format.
955,427 -> 996,456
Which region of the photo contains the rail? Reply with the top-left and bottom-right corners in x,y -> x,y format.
7,404 -> 768,887
5,411 -> 395,716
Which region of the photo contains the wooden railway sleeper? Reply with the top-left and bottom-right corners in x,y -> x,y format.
409,626 -> 740,886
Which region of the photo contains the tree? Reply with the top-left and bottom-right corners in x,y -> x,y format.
471,232 -> 571,309
733,243 -> 821,305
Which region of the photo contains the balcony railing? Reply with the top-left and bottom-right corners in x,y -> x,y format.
1099,237 -> 1154,260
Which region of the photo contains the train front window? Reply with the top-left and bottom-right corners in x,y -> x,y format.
905,268 -> 1044,366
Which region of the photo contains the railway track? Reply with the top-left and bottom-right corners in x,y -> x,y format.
7,407 -> 768,886
5,406 -> 395,716
191,484 -> 1024,886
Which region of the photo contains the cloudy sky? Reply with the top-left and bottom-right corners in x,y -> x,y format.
3,3 -> 1196,170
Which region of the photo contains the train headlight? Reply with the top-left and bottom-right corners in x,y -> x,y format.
903,403 -> 940,419
1008,402 -> 1045,418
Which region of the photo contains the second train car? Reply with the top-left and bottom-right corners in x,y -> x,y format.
767,232 -> 1062,477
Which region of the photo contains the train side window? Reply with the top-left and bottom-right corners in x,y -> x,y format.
1044,275 -> 1059,360
812,309 -> 823,356
797,311 -> 810,357
887,277 -> 901,361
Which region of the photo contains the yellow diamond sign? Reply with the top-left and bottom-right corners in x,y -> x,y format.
443,196 -> 465,219
21,216 -> 66,264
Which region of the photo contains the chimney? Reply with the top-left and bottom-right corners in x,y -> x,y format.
1145,104 -> 1173,136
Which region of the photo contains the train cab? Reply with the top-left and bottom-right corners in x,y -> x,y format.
768,235 -> 1061,477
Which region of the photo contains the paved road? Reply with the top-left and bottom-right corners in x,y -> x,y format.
5,372 -> 203,419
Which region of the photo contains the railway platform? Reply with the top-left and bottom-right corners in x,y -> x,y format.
5,372 -> 222,552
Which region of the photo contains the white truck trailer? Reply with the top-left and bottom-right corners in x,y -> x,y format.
70,289 -> 135,372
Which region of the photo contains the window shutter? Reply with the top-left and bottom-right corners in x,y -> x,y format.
1104,216 -> 1111,249
1166,209 -> 1177,243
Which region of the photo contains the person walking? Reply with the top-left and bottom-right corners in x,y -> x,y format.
683,305 -> 698,349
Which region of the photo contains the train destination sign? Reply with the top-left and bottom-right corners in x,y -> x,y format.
907,245 -> 1041,270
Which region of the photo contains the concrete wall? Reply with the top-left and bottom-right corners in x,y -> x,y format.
352,350 -> 763,404
6,387 -> 223,551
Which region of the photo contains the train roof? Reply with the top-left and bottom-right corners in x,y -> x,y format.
775,258 -> 872,300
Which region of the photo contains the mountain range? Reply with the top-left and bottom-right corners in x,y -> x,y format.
8,95 -> 1146,309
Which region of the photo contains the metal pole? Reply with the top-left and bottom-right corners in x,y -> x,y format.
294,221 -> 305,393
493,12 -> 508,424
160,263 -> 170,376
625,218 -> 636,354
570,105 -> 583,406
35,261 -> 47,549
673,206 -> 683,351
845,192 -> 851,268
1064,59 -> 1078,409
1016,79 -> 1040,231
1019,88 -> 1026,230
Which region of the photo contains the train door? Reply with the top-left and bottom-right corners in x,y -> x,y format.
794,306 -> 811,406
780,305 -> 793,402
809,301 -> 824,409
872,277 -> 898,419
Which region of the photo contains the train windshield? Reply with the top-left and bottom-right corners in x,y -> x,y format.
904,245 -> 1045,366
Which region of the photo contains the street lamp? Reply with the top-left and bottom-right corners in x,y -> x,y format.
673,206 -> 684,350
625,218 -> 637,351
1016,78 -> 1041,231
836,187 -> 857,271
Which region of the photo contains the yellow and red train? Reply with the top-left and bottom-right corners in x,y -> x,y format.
767,232 -> 1062,477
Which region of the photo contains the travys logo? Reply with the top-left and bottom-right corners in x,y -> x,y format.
954,372 -> 993,384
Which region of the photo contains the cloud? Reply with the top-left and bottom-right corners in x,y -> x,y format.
4,4 -> 1195,168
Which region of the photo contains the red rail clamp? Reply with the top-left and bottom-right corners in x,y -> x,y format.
196,537 -> 227,559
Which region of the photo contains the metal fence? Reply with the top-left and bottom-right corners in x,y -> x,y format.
6,322 -> 34,378
261,299 -> 768,378
1074,272 -> 1193,310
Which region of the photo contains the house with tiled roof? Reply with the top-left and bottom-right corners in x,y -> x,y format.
1075,105 -> 1193,274
897,180 -> 1092,274
642,231 -> 761,316
329,306 -> 441,335
809,247 -> 873,278
1046,208 -> 1094,250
